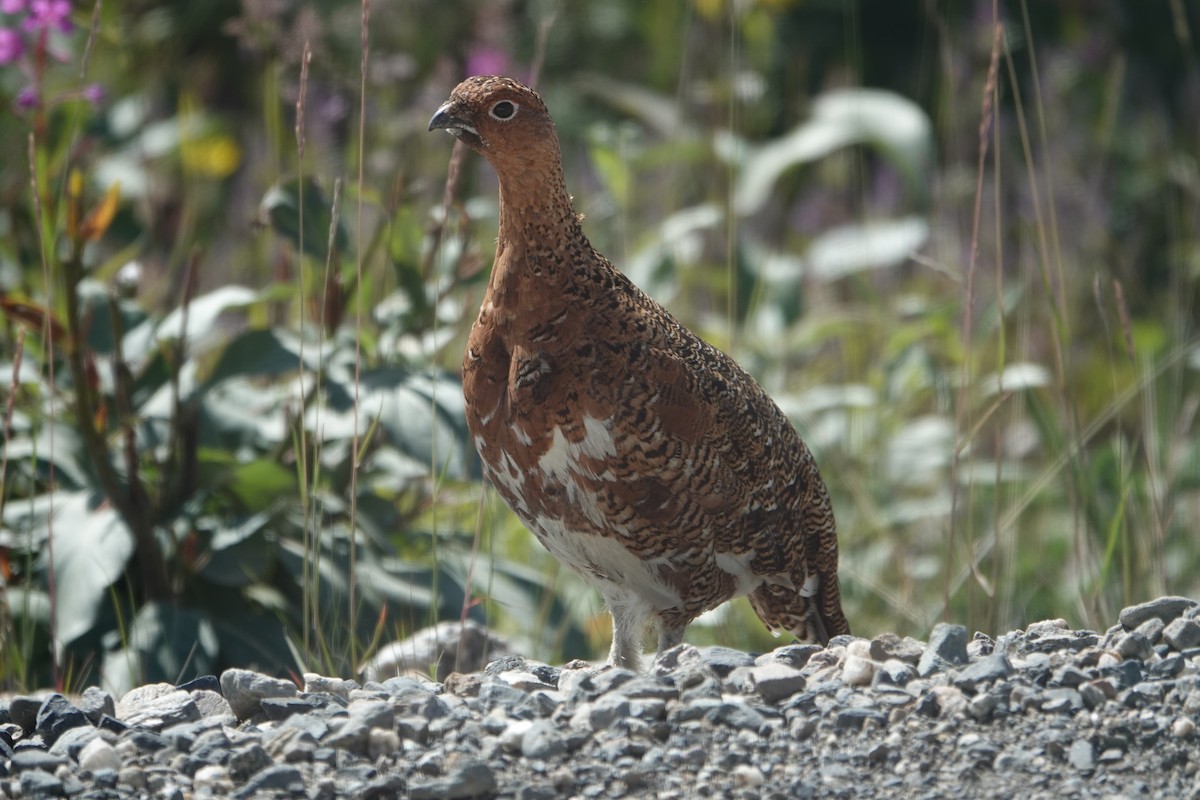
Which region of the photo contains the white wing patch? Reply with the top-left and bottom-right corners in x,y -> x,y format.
538,416 -> 616,481
532,514 -> 681,612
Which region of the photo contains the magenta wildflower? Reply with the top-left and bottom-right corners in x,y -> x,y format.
81,82 -> 102,104
15,85 -> 37,108
0,0 -> 27,13
0,26 -> 22,62
23,0 -> 71,33
465,46 -> 508,79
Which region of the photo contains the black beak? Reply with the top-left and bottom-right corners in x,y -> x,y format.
428,102 -> 463,132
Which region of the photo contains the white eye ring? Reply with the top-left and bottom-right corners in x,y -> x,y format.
489,100 -> 518,121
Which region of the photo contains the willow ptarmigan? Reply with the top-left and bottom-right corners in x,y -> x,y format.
430,76 -> 850,670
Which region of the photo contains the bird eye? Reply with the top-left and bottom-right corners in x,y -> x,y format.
489,100 -> 517,121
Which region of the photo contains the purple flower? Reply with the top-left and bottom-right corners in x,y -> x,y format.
0,26 -> 22,63
15,85 -> 37,108
81,82 -> 102,104
23,0 -> 71,33
465,45 -> 508,79
0,0 -> 27,13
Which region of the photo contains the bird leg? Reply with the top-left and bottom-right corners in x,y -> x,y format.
604,594 -> 649,671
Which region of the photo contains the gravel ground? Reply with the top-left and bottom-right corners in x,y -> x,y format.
2,595 -> 1199,799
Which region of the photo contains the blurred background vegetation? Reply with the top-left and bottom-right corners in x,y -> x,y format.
1,0 -> 1198,692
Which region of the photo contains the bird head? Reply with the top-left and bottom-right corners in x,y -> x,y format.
428,76 -> 559,172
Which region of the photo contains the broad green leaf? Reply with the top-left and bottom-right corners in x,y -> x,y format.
260,177 -> 350,263
43,492 -> 136,649
734,88 -> 932,215
122,285 -> 263,366
204,328 -> 323,386
805,217 -> 929,281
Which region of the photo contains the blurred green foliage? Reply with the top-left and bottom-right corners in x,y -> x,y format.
1,0 -> 1199,690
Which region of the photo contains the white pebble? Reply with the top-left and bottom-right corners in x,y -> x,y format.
1172,717 -> 1196,738
78,738 -> 121,773
841,654 -> 879,686
732,764 -> 765,787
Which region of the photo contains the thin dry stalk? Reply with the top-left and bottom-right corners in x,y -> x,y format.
348,0 -> 371,663
948,5 -> 1002,619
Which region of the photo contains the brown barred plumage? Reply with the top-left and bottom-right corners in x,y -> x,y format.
430,76 -> 850,670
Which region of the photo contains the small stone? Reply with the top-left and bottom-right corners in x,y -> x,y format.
873,659 -> 916,688
761,643 -> 823,669
409,760 -> 496,800
227,742 -> 272,782
868,633 -> 926,665
193,765 -> 233,795
1133,616 -> 1165,645
952,653 -> 1013,692
304,674 -> 358,699
732,764 -> 765,787
219,669 -> 297,721
1079,682 -> 1110,710
79,687 -> 116,724
698,646 -> 756,677
115,684 -> 201,730
841,654 -> 878,686
232,764 -> 305,799
19,768 -> 64,797
1040,688 -> 1083,713
918,623 -> 968,676
834,707 -> 888,731
966,632 -> 994,660
78,738 -> 121,773
1117,631 -> 1153,661
521,719 -> 566,760
1068,739 -> 1095,771
1118,596 -> 1198,630
8,695 -> 45,732
191,689 -> 234,719
368,728 -> 401,759
1163,617 -> 1200,651
1171,717 -> 1196,738
11,749 -> 68,772
748,663 -> 806,703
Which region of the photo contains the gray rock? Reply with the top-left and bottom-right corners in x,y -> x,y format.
1162,617 -> 1200,651
698,646 -> 756,677
953,653 -> 1013,692
834,708 -> 888,731
115,684 -> 200,730
873,658 -> 917,688
705,701 -> 769,732
1134,616 -> 1166,645
323,717 -> 371,755
918,623 -> 969,676
78,687 -> 116,724
190,689 -> 233,719
521,719 -> 566,759
219,669 -> 297,721
46,724 -> 98,758
760,643 -> 824,669
1068,738 -> 1095,771
10,748 -> 68,772
227,742 -> 273,782
19,768 -> 64,797
869,633 -> 926,665
408,760 -> 496,800
1117,630 -> 1154,661
232,764 -> 305,799
78,738 -> 121,773
8,695 -> 45,732
747,662 -> 806,703
1118,596 -> 1198,630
